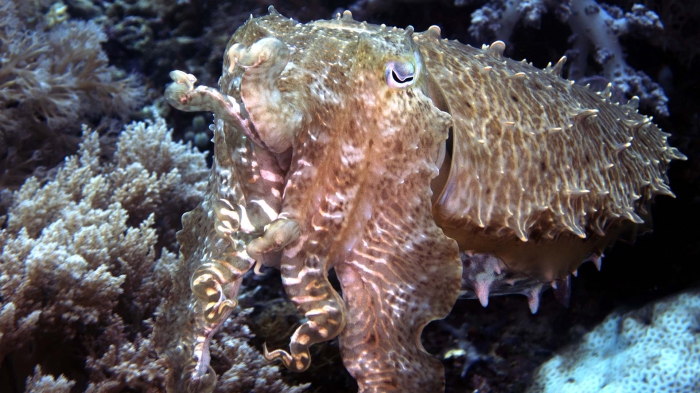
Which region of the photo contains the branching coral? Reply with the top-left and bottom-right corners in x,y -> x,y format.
0,116 -> 206,391
23,366 -> 76,393
469,0 -> 669,116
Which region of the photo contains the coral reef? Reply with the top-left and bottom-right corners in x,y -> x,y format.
0,116 -> 202,391
0,0 -> 146,188
23,366 -> 76,393
0,1 -> 697,392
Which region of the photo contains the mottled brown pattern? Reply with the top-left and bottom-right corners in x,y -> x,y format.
155,7 -> 684,393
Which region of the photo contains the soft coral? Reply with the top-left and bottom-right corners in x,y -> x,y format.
0,0 -> 146,188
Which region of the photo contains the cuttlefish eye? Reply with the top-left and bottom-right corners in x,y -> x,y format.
385,61 -> 415,88
385,60 -> 416,88
385,51 -> 422,89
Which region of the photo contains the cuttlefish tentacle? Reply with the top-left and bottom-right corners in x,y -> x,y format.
163,72 -> 256,386
184,186 -> 260,384
165,70 -> 249,135
264,238 -> 347,371
177,177 -> 258,390
185,253 -> 246,384
189,199 -> 249,322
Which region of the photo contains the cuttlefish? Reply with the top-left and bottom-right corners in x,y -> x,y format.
154,7 -> 685,393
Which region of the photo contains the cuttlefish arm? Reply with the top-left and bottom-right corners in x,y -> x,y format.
336,185 -> 461,392
158,36 -> 296,391
265,147 -> 462,391
262,227 -> 348,372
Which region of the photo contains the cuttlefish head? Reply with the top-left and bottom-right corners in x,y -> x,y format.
219,11 -> 451,165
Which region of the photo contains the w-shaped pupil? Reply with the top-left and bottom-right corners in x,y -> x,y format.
392,69 -> 414,83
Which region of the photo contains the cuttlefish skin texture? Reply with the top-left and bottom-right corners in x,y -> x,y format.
154,8 -> 685,393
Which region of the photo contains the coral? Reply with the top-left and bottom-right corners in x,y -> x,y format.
527,289 -> 700,393
469,0 -> 669,116
24,366 -> 76,393
0,0 -> 146,188
84,320 -> 166,392
0,116 -> 207,391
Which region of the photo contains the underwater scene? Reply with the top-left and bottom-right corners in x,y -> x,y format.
0,0 -> 699,392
